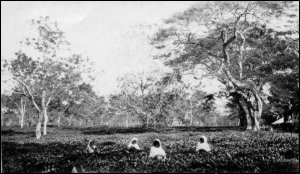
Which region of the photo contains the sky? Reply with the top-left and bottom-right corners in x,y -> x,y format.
4,1 -> 297,115
2,2 -> 298,98
2,1 -> 221,96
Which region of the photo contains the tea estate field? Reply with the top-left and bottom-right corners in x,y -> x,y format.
1,126 -> 299,173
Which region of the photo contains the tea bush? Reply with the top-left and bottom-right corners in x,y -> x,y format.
2,127 -> 299,173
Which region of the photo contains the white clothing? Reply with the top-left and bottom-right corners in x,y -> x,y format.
149,146 -> 166,158
87,140 -> 96,153
149,139 -> 166,160
128,143 -> 140,150
128,137 -> 140,150
196,136 -> 211,152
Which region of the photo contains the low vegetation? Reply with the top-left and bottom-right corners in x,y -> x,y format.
2,127 -> 299,173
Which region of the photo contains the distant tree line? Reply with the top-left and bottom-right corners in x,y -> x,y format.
1,1 -> 299,139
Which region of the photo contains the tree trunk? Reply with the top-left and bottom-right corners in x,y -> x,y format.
146,114 -> 149,127
36,122 -> 42,139
219,24 -> 263,131
1,142 -> 2,173
237,96 -> 261,131
20,111 -> 25,128
57,115 -> 61,128
237,98 -> 251,130
79,118 -> 83,127
43,107 -> 48,135
36,112 -> 43,139
125,114 -> 129,128
254,91 -> 262,130
68,115 -> 73,127
214,114 -> 217,126
15,96 -> 26,128
19,104 -> 25,128
189,100 -> 193,126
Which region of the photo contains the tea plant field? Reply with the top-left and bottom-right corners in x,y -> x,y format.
1,127 -> 299,173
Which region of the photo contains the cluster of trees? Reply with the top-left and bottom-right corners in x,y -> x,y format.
1,16 -> 231,140
1,16 -> 96,138
151,1 -> 299,130
1,1 -> 299,138
112,69 -> 231,127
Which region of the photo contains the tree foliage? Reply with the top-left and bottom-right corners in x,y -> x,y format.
151,1 -> 298,130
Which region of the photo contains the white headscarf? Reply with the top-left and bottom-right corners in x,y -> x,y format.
128,137 -> 140,150
149,139 -> 166,159
87,140 -> 96,153
196,135 -> 211,152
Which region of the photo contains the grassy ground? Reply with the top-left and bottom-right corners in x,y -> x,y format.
1,126 -> 299,173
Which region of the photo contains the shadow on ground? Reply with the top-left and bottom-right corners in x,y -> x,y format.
1,129 -> 36,137
2,141 -> 80,173
2,140 -> 128,173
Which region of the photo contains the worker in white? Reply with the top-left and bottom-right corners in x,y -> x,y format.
128,137 -> 141,150
86,140 -> 97,153
196,135 -> 211,152
149,139 -> 166,161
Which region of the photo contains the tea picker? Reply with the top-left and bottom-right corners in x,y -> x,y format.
149,139 -> 167,161
128,137 -> 141,151
196,135 -> 211,152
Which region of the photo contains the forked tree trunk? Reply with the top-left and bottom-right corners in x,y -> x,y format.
237,96 -> 261,131
16,80 -> 51,138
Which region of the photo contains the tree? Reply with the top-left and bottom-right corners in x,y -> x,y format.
8,16 -> 92,138
1,59 -> 21,127
1,91 -> 28,128
117,72 -> 158,126
264,30 -> 299,126
61,83 -> 108,127
151,1 -> 298,130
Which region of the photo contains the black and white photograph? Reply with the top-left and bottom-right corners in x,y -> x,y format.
1,1 -> 299,173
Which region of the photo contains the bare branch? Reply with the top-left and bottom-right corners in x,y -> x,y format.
14,77 -> 41,111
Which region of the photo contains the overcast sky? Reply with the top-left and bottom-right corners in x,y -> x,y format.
2,1 -> 217,96
2,1 -> 298,97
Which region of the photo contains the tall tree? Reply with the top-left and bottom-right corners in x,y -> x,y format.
8,16 -> 92,138
151,1 -> 298,130
1,91 -> 28,128
117,72 -> 157,126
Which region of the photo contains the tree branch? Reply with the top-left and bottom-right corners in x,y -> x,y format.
174,31 -> 220,59
47,82 -> 63,104
14,77 -> 41,112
